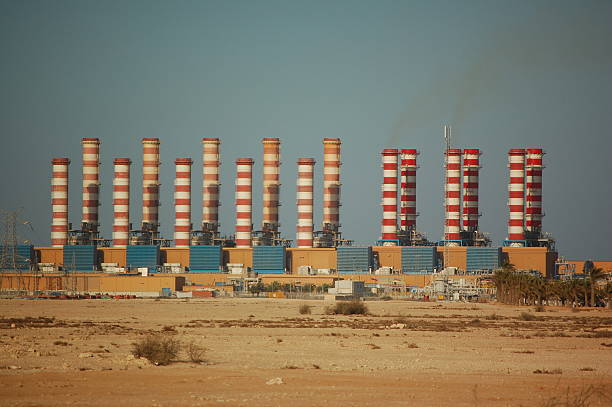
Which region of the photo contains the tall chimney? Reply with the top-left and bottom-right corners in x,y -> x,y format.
525,148 -> 544,235
462,149 -> 481,232
235,158 -> 254,248
322,138 -> 341,229
399,149 -> 418,232
202,138 -> 220,231
81,138 -> 100,231
112,158 -> 131,247
51,158 -> 70,247
381,149 -> 399,243
142,138 -> 160,230
296,158 -> 315,248
262,138 -> 281,230
174,158 -> 193,248
444,149 -> 462,245
507,149 -> 526,244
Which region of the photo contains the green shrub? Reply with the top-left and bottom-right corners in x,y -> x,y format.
132,335 -> 181,365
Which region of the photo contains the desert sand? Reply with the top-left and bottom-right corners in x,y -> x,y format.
1,298 -> 610,406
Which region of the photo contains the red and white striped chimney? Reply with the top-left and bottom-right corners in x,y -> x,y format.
112,158 -> 131,247
507,149 -> 526,244
262,138 -> 281,230
322,138 -> 341,229
399,149 -> 418,232
296,158 -> 315,248
235,158 -> 254,248
174,158 -> 192,248
81,138 -> 100,230
462,149 -> 481,232
444,149 -> 462,244
142,138 -> 160,229
51,158 -> 70,247
381,149 -> 399,243
525,148 -> 544,235
202,138 -> 220,231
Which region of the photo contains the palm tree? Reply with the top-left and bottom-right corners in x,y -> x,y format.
589,267 -> 606,307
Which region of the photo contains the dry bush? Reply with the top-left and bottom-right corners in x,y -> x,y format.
539,384 -> 611,407
161,325 -> 177,333
132,335 -> 181,366
579,367 -> 595,371
485,313 -> 501,320
186,341 -> 206,363
511,350 -> 534,354
533,368 -> 562,375
325,300 -> 368,315
299,304 -> 312,315
366,343 -> 381,349
571,307 -> 580,313
405,342 -> 419,348
53,340 -> 69,346
534,305 -> 545,312
518,312 -> 542,321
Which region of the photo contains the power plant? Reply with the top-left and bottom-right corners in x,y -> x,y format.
1,130 -> 570,291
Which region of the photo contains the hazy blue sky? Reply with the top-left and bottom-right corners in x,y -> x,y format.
0,0 -> 610,259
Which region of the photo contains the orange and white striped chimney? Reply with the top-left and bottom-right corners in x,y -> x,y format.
444,149 -> 462,244
262,138 -> 281,230
525,148 -> 544,235
399,149 -> 418,232
142,138 -> 160,229
112,158 -> 131,247
507,149 -> 526,244
462,149 -> 481,233
51,158 -> 70,247
174,158 -> 192,248
81,138 -> 100,230
322,138 -> 341,229
381,149 -> 399,243
202,138 -> 220,231
296,158 -> 315,248
235,158 -> 254,248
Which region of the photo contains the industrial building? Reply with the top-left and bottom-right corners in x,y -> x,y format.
4,129 -> 594,296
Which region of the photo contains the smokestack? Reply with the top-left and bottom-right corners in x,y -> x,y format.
381,149 -> 399,243
507,149 -> 526,244
322,138 -> 341,229
112,158 -> 131,247
202,138 -> 220,231
399,149 -> 418,232
462,149 -> 481,232
262,138 -> 281,230
296,158 -> 315,248
51,158 -> 70,247
174,158 -> 193,248
444,149 -> 462,245
235,158 -> 254,248
81,138 -> 100,231
142,138 -> 161,230
525,148 -> 544,235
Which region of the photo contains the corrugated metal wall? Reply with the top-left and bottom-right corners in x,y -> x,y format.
253,246 -> 285,274
401,246 -> 437,273
126,246 -> 160,270
466,247 -> 501,272
189,246 -> 222,273
62,245 -> 97,272
337,247 -> 372,274
0,245 -> 34,270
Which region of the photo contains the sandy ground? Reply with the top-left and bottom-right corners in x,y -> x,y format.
0,298 -> 611,406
